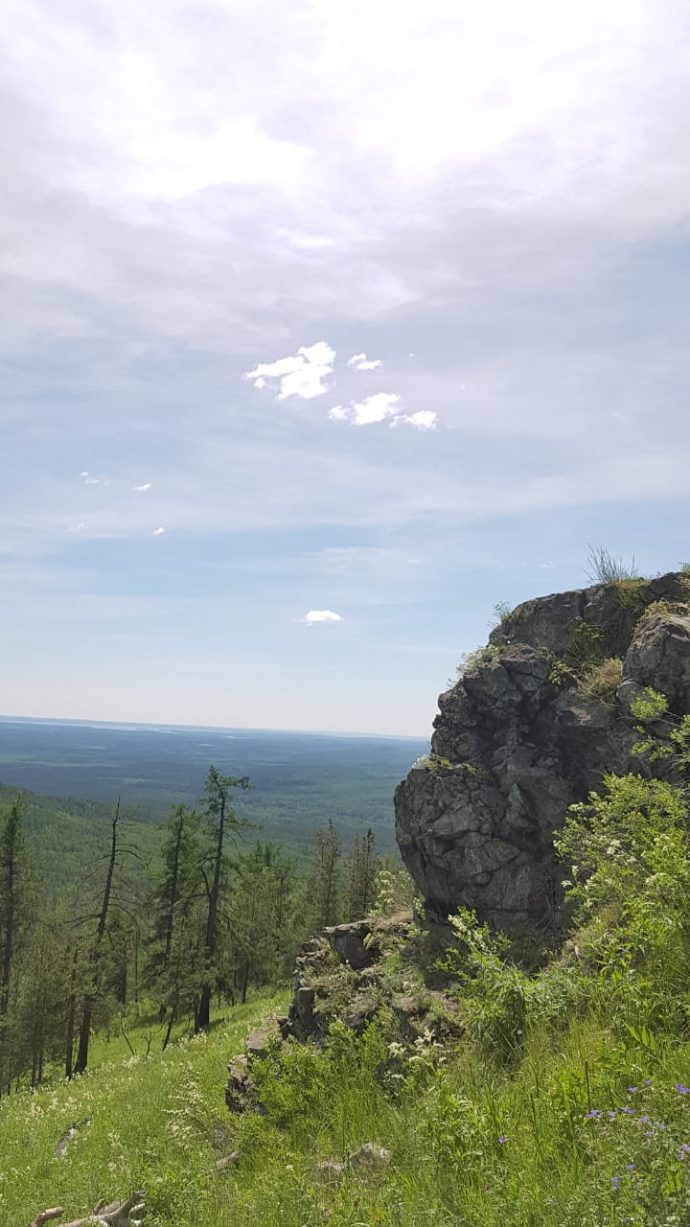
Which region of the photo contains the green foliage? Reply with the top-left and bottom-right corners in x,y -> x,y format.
548,658 -> 572,688
586,545 -> 639,584
411,753 -> 451,772
631,687 -> 671,723
492,600 -> 512,626
455,643 -> 500,678
567,621 -> 606,669
370,864 -> 416,917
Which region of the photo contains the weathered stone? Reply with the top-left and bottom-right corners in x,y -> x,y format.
289,985 -> 317,1041
225,1054 -> 253,1114
324,920 -> 379,970
245,1017 -> 282,1059
313,1159 -> 346,1184
215,1152 -> 240,1171
395,573 -> 690,938
623,611 -> 690,714
349,1142 -> 392,1178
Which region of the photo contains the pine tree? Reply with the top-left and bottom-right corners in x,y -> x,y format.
195,767 -> 250,1032
344,828 -> 378,920
310,819 -> 341,930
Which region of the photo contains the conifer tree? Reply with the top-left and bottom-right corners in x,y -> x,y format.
344,828 -> 378,920
310,819 -> 341,930
195,767 -> 250,1032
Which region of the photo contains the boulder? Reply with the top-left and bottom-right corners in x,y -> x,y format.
349,1142 -> 392,1179
396,573 -> 690,937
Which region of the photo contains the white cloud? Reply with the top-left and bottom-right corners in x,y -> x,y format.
152,526 -> 166,536
299,609 -> 343,624
134,482 -> 152,492
245,341 -> 335,400
326,393 -> 437,429
395,410 -> 437,431
80,471 -> 101,485
348,352 -> 383,371
351,393 -> 400,426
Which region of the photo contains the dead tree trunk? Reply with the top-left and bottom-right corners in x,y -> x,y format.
75,800 -> 120,1075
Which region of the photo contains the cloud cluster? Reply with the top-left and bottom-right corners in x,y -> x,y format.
299,609 -> 343,624
246,342 -> 437,431
329,395 -> 436,429
348,353 -> 383,371
245,342 -> 335,400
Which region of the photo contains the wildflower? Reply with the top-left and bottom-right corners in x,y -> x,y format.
626,1163 -> 636,1171
627,1087 -> 639,1095
677,1145 -> 690,1160
640,1115 -> 650,1124
608,1111 -> 617,1120
585,1109 -> 601,1119
620,1107 -> 636,1115
675,1083 -> 690,1095
611,1176 -> 620,1190
498,1135 -> 508,1145
643,1079 -> 652,1086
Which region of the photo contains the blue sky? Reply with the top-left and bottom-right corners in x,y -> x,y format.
2,0 -> 690,736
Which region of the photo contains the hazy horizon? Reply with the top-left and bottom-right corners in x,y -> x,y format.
0,711 -> 428,742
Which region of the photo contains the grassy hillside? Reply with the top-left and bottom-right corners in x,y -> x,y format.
3,976 -> 690,1226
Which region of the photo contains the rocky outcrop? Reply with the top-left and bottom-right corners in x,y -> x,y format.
225,914 -> 463,1116
395,571 -> 690,938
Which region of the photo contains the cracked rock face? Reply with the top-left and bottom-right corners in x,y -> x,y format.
395,571 -> 690,937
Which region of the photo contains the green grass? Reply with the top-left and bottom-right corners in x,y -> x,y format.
5,993 -> 690,1226
0,992 -> 287,1227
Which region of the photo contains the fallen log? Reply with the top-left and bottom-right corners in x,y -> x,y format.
28,1192 -> 145,1227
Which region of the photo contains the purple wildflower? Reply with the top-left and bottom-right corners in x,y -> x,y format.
643,1079 -> 652,1085
675,1083 -> 690,1095
585,1109 -> 601,1119
611,1176 -> 620,1190
626,1163 -> 636,1171
607,1111 -> 617,1120
640,1115 -> 650,1124
498,1135 -> 508,1145
627,1087 -> 639,1095
620,1107 -> 636,1115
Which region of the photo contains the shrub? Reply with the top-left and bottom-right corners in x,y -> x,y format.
578,657 -> 623,702
586,545 -> 639,584
455,643 -> 499,678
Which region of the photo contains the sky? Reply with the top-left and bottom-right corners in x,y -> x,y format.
2,0 -> 690,738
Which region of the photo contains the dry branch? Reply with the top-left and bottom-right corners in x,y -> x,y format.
28,1192 -> 145,1227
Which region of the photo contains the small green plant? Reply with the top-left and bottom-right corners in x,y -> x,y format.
586,545 -> 639,584
411,753 -> 451,773
492,600 -> 512,627
567,622 -> 606,669
455,643 -> 499,678
548,659 -> 572,688
630,687 -> 690,773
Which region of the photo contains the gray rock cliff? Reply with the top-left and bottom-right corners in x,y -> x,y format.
395,571 -> 690,937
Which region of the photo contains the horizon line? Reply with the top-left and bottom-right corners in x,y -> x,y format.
0,712 -> 430,743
